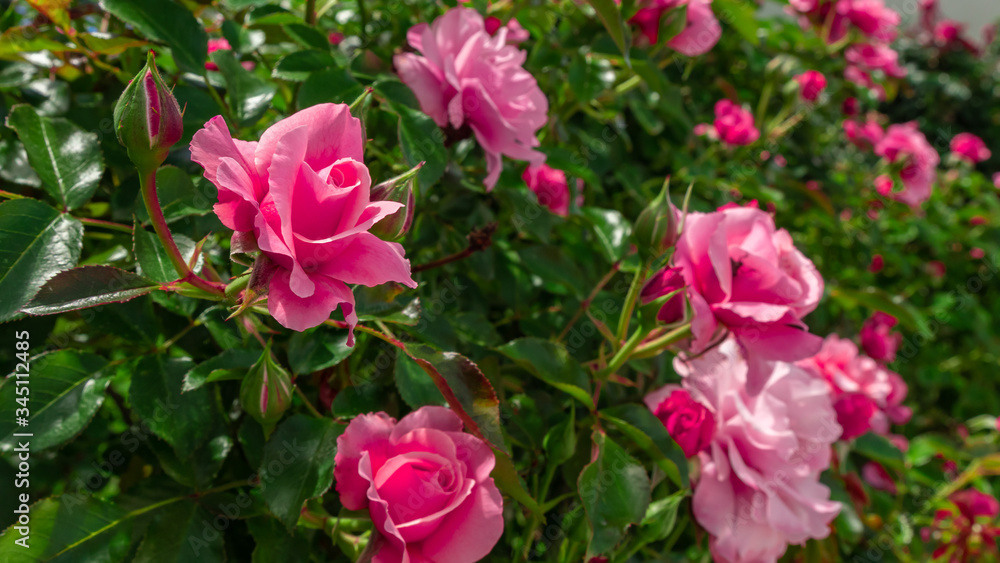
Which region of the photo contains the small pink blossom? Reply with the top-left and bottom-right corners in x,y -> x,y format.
395,8 -> 548,190
837,0 -> 900,43
862,461 -> 898,493
794,70 -> 827,102
971,247 -> 986,259
521,163 -> 583,217
860,311 -> 901,363
844,116 -> 884,150
205,37 -> 255,71
869,254 -> 884,273
875,122 -> 940,208
644,386 -> 715,457
640,266 -> 686,324
842,97 -> 860,116
630,0 -> 721,56
950,133 -> 992,164
711,99 -> 760,146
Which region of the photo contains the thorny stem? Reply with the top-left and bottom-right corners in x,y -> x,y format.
557,263 -> 620,343
412,223 -> 497,273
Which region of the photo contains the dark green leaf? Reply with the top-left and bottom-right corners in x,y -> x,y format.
283,23 -> 330,50
712,0 -> 759,46
134,166 -> 215,223
497,338 -> 594,409
133,501 -> 225,563
392,102 -> 447,187
0,351 -> 109,452
578,431 -> 650,557
5,104 -> 104,210
272,50 -> 336,81
183,348 -> 261,392
22,266 -> 160,316
130,355 -> 219,455
0,198 -> 83,321
587,0 -> 631,62
247,516 -> 310,563
100,0 -> 209,72
299,67 -> 364,108
211,50 -> 277,127
258,414 -> 345,530
331,385 -> 382,418
583,208 -> 631,262
288,330 -> 353,375
394,352 -> 445,408
0,496 -> 132,563
853,432 -> 905,470
0,138 -> 41,187
600,403 -> 687,487
639,491 -> 685,542
133,224 -> 198,283
543,408 -> 576,465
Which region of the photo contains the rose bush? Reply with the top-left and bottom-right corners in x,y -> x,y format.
0,0 -> 998,562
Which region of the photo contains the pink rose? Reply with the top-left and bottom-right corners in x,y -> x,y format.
862,461 -> 897,494
950,133 -> 992,164
394,8 -> 548,190
874,174 -> 894,196
328,32 -> 344,46
676,339 -> 841,563
797,334 -> 911,439
672,201 -> 824,394
206,37 -> 255,71
521,163 -> 583,217
845,44 -> 907,78
712,99 -> 760,146
836,0 -> 900,43
869,254 -> 884,273
794,70 -> 827,102
644,386 -> 715,457
640,266 -> 686,324
630,0 -> 721,56
951,490 -> 1000,519
485,16 -> 530,44
860,311 -> 901,363
994,172 -> 1000,189
842,96 -> 860,116
874,122 -> 939,208
334,407 -> 504,563
833,393 -> 877,440
934,20 -> 963,44
190,104 -> 417,337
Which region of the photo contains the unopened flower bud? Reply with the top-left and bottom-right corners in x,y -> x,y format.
369,162 -> 421,241
240,344 -> 293,436
633,177 -> 679,261
639,266 -> 686,326
114,51 -> 183,174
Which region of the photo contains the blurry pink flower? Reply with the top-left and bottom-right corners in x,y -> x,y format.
521,163 -> 583,217
190,104 -> 417,336
934,20 -> 963,43
677,339 -> 841,563
844,116 -> 884,150
485,16 -> 530,44
860,311 -> 901,363
395,8 -> 548,190
834,393 -> 878,440
875,123 -> 940,208
862,462 -> 898,494
970,215 -> 987,226
797,334 -> 911,438
874,174 -> 894,196
640,266 -> 686,324
672,201 -> 824,394
328,32 -> 344,46
334,407 -> 503,563
951,490 -> 1000,519
845,43 -> 907,78
205,37 -> 255,71
644,386 -> 715,457
971,247 -> 986,259
869,254 -> 884,273
774,154 -> 787,167
950,133 -> 991,164
630,0 -> 721,56
712,99 -> 760,146
842,97 -> 860,116
806,180 -> 821,191
794,70 -> 827,102
994,172 -> 1000,188
927,260 -> 946,278
844,65 -> 885,100
837,0 -> 900,43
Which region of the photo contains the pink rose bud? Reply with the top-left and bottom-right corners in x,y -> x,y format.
369,163 -> 420,241
645,387 -> 714,458
328,31 -> 344,46
862,462 -> 897,494
522,163 -> 583,217
640,266 -> 686,325
926,260 -> 946,278
633,177 -> 680,260
842,96 -> 860,116
950,489 -> 1000,518
712,99 -> 760,146
970,215 -> 987,226
934,19 -> 963,44
860,311 -> 901,363
869,254 -> 884,273
334,407 -> 504,562
950,133 -> 991,164
794,70 -> 827,102
970,247 -> 985,259
239,345 -> 293,435
834,393 -> 877,440
113,51 -> 183,174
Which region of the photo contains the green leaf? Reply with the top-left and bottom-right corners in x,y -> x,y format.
100,0 -> 209,72
587,0 -> 631,63
491,450 -> 542,515
583,208 -> 632,262
183,348 -> 261,392
258,414 -> 345,530
0,496 -> 132,563
331,385 -> 382,418
639,491 -> 685,542
5,104 -> 104,210
392,102 -> 447,187
600,403 -> 687,487
133,224 -> 198,283
211,50 -> 277,127
0,138 -> 42,187
853,432 -> 905,470
283,23 -> 330,50
404,344 -> 505,451
288,330 -> 353,375
543,409 -> 576,465
247,516 -> 310,563
578,431 -> 651,557
22,266 -> 160,316
133,501 -> 226,563
0,198 -> 83,322
497,338 -> 595,410
519,245 -> 588,297
129,355 -> 219,455
0,351 -> 110,453
299,67 -> 364,108
394,352 -> 445,408
712,0 -> 759,46
272,50 -> 336,81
